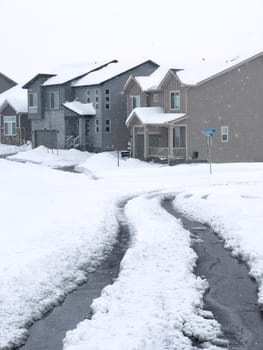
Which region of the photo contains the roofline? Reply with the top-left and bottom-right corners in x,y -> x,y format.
0,72 -> 17,86
187,50 -> 263,87
72,60 -> 159,88
126,108 -> 188,126
22,73 -> 56,89
45,60 -> 118,87
62,102 -> 96,116
0,99 -> 27,114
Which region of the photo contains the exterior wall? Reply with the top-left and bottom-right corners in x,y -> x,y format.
27,76 -> 52,120
160,72 -> 188,113
187,56 -> 263,162
0,105 -> 30,145
74,61 -> 158,152
0,74 -> 16,93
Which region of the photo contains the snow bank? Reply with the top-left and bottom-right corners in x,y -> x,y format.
8,145 -> 91,167
172,163 -> 263,306
63,195 -> 221,350
0,142 -> 31,156
0,160 -> 119,349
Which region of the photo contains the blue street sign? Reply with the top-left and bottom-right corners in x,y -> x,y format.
202,128 -> 217,136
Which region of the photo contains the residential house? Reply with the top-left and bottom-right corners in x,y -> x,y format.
124,50 -> 263,163
0,72 -> 16,94
23,60 -> 158,151
0,84 -> 31,145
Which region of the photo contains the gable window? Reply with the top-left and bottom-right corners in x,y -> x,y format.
49,91 -> 59,109
105,89 -> 111,110
153,93 -> 159,103
95,119 -> 100,133
86,89 -> 91,103
105,119 -> 111,133
221,126 -> 229,142
29,92 -> 38,112
4,116 -> 16,136
170,91 -> 180,110
131,95 -> 140,109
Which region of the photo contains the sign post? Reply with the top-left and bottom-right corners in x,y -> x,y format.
202,129 -> 217,174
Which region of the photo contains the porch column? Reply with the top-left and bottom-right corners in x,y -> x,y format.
144,125 -> 149,159
79,117 -> 85,150
132,125 -> 136,158
168,125 -> 173,160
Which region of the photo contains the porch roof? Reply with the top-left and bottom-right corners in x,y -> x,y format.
62,101 -> 96,116
126,107 -> 187,126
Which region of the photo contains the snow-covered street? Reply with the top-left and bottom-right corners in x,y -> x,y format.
1,145 -> 263,349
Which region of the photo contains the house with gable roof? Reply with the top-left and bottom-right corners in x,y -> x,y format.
124,50 -> 263,163
23,60 -> 158,151
0,84 -> 31,145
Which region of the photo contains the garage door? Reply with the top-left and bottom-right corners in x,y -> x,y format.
34,130 -> 58,148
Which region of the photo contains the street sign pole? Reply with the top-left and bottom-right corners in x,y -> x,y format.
202,129 -> 217,174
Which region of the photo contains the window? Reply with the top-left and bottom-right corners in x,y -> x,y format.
29,92 -> 38,112
221,126 -> 229,142
49,91 -> 59,109
95,119 -> 100,133
170,91 -> 180,110
105,89 -> 111,110
4,116 -> 16,136
105,119 -> 111,133
86,89 -> 91,103
153,93 -> 159,103
131,95 -> 140,109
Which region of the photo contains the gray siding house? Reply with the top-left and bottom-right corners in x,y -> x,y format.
125,51 -> 263,163
23,60 -> 158,151
0,84 -> 31,145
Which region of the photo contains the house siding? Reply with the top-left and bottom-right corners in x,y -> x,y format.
0,105 -> 30,145
187,55 -> 263,162
161,73 -> 187,113
0,74 -> 16,93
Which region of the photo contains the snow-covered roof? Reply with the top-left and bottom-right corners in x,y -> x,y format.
133,66 -> 172,92
42,61 -> 115,86
177,49 -> 263,86
0,84 -> 27,113
62,101 -> 96,116
126,107 -> 187,126
71,60 -> 156,87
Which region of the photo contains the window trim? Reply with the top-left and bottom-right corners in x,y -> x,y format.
29,92 -> 38,112
170,90 -> 180,110
3,115 -> 16,136
95,119 -> 100,133
105,88 -> 111,110
153,93 -> 159,103
49,90 -> 60,110
221,126 -> 229,142
131,95 -> 140,109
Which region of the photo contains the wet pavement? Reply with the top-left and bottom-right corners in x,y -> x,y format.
162,197 -> 263,350
18,205 -> 129,350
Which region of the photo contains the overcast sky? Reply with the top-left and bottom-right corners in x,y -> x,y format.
1,0 -> 263,83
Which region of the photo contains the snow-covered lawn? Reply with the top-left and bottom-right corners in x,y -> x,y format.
1,144 -> 263,349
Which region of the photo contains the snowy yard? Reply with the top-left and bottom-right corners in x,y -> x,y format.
1,145 -> 263,349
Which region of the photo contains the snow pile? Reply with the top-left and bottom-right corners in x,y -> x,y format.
63,195 -> 221,350
0,142 -> 31,156
0,160 -> 119,349
8,145 -> 91,167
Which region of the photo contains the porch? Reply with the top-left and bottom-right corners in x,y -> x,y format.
132,124 -> 187,161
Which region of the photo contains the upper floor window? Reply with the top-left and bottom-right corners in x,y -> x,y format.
170,91 -> 180,110
131,95 -> 140,109
105,89 -> 111,110
29,92 -> 38,113
86,89 -> 91,103
95,119 -> 100,133
105,119 -> 111,133
3,116 -> 16,136
221,126 -> 229,142
153,93 -> 159,103
49,91 -> 59,109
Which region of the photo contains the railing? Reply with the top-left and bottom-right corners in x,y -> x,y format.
148,147 -> 186,159
65,135 -> 80,149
